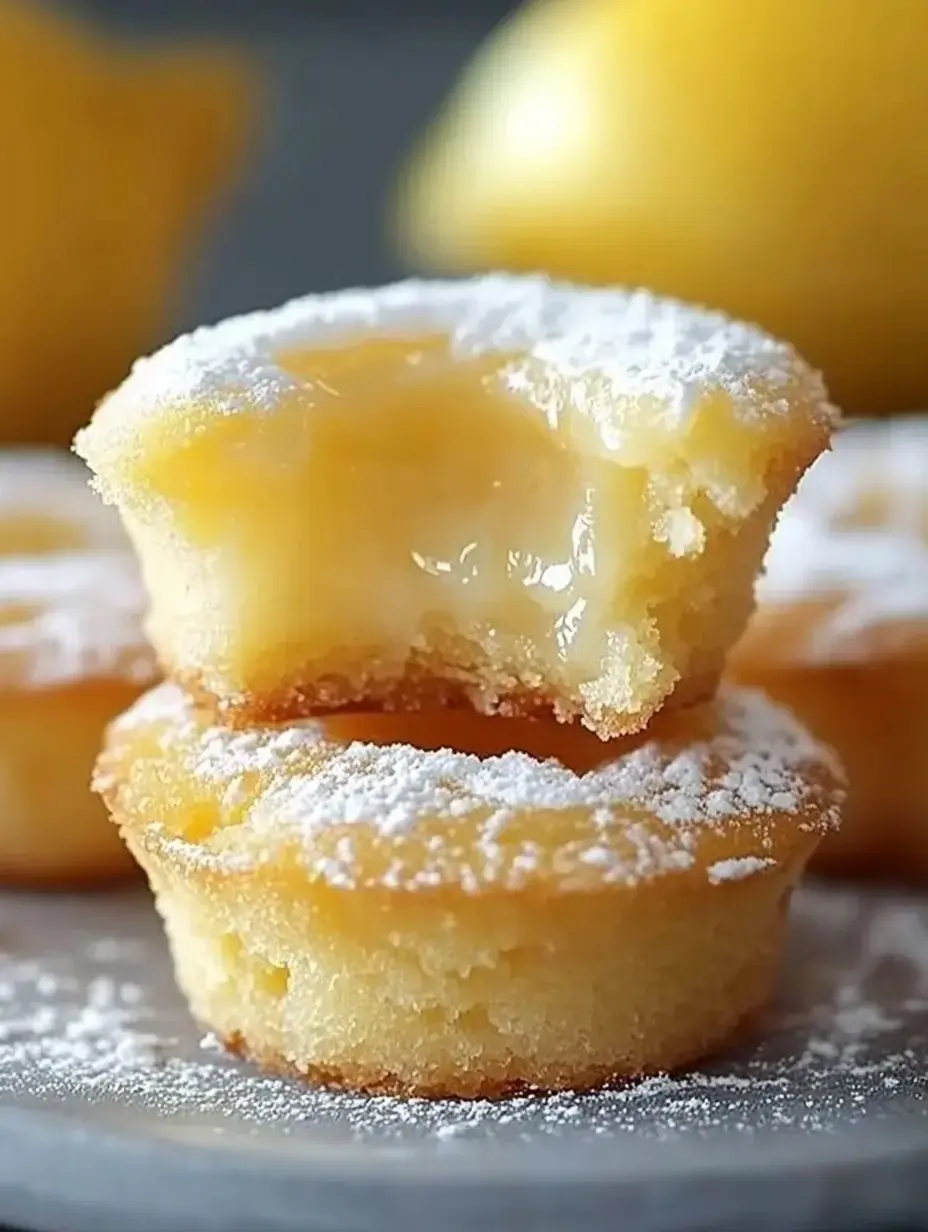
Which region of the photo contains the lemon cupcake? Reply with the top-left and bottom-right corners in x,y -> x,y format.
0,450 -> 157,884
730,415 -> 928,881
97,682 -> 842,1096
77,275 -> 834,739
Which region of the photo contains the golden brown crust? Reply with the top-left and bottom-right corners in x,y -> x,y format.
117,821 -> 804,1097
174,657 -> 721,740
219,1000 -> 767,1099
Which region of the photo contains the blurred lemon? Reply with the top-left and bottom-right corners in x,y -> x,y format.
397,0 -> 928,415
0,2 -> 255,444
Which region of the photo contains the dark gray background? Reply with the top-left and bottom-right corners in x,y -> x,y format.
63,0 -> 517,335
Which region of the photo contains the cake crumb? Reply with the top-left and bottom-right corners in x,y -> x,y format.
0,883 -> 923,1145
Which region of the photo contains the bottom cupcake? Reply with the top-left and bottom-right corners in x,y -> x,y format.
96,683 -> 843,1098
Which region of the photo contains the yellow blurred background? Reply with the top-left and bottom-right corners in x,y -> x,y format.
6,0 -> 928,441
0,0 -> 255,444
398,0 -> 928,418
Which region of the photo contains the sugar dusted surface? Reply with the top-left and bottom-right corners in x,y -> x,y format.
112,683 -> 842,891
0,884 -> 924,1143
0,448 -> 127,550
0,551 -> 157,689
758,416 -> 928,654
0,447 -> 153,688
707,856 -> 778,885
78,275 -> 834,461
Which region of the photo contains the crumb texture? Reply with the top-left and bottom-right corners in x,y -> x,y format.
0,885 -> 922,1130
100,679 -> 840,1096
101,675 -> 838,1098
97,684 -> 841,1090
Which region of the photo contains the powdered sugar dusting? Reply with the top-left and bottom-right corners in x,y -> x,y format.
0,448 -> 154,688
0,551 -> 157,689
0,885 -> 923,1143
708,856 -> 777,885
0,448 -> 127,552
110,683 -> 842,891
78,276 -> 833,476
757,415 -> 928,659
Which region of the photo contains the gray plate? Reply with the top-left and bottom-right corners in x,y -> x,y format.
0,884 -> 926,1232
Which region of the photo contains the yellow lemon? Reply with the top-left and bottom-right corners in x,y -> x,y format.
397,0 -> 928,415
0,2 -> 255,444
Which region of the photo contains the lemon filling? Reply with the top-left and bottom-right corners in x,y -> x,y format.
119,334 -> 786,718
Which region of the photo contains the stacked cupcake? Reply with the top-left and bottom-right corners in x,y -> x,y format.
77,275 -> 844,1097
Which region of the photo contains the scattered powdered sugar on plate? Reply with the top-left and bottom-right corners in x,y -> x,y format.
0,884 -> 924,1145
